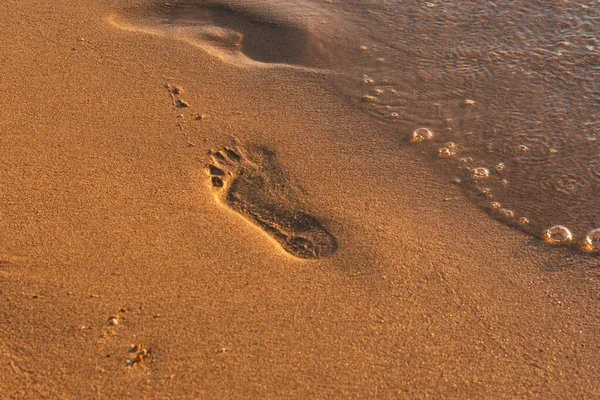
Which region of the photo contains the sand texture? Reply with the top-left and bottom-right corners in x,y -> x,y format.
1,1 -> 600,398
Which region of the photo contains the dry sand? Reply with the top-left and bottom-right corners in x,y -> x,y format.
1,0 -> 599,398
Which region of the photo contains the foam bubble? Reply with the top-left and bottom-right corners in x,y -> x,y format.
518,217 -> 530,226
515,144 -> 530,153
582,228 -> 600,253
411,128 -> 433,143
499,208 -> 515,219
543,225 -> 573,245
479,187 -> 492,198
470,167 -> 490,180
438,148 -> 454,158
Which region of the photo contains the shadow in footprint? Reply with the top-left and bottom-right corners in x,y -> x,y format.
112,0 -> 339,68
206,145 -> 337,260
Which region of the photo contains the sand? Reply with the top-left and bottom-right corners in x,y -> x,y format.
1,0 -> 599,398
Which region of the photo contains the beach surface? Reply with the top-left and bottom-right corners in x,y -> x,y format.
1,1 -> 599,398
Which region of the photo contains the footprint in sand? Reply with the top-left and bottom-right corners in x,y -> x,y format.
109,0 -> 344,69
206,145 -> 337,260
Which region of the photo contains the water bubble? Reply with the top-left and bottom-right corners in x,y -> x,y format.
490,202 -> 501,210
390,112 -> 399,119
515,144 -> 530,153
543,225 -> 573,245
411,128 -> 433,143
499,208 -> 515,219
582,228 -> 600,253
438,148 -> 453,158
518,217 -> 530,225
458,157 -> 473,165
476,187 -> 492,199
464,99 -> 476,105
494,163 -> 506,173
438,142 -> 457,158
470,167 -> 490,180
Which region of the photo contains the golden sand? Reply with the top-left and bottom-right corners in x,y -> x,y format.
1,1 -> 599,398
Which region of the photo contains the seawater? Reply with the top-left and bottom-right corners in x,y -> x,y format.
326,0 -> 600,252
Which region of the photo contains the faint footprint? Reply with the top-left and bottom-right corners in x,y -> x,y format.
109,0 -> 345,68
206,145 -> 337,259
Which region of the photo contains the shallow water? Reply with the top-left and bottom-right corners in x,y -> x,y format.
326,0 -> 600,252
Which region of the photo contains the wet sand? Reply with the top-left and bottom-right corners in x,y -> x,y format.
1,0 -> 600,398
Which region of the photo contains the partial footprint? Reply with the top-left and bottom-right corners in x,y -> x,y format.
206,145 -> 337,259
109,0 -> 351,69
